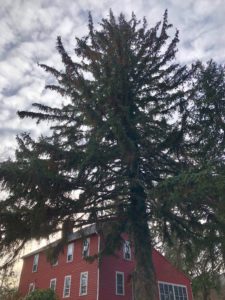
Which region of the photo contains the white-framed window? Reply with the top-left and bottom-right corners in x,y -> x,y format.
123,240 -> 131,260
32,254 -> 39,272
51,257 -> 58,266
82,238 -> 90,258
63,275 -> 71,298
158,282 -> 188,300
50,278 -> 57,291
116,272 -> 125,295
79,272 -> 88,296
28,283 -> 35,294
67,243 -> 74,262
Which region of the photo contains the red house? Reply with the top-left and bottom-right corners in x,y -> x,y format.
19,225 -> 193,300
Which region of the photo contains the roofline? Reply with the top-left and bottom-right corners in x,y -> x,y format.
22,224 -> 97,259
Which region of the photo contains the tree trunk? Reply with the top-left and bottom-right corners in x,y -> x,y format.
129,182 -> 157,300
123,122 -> 157,300
202,287 -> 210,300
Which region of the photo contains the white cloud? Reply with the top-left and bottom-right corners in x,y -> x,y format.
0,0 -> 225,160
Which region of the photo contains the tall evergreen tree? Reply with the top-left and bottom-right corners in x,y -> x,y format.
1,11 -> 225,300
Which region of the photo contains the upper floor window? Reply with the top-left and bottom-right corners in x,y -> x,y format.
28,283 -> 35,294
82,238 -> 90,258
32,254 -> 39,272
79,272 -> 88,296
116,272 -> 125,295
67,243 -> 74,262
159,282 -> 188,300
50,278 -> 57,291
51,257 -> 58,266
123,240 -> 131,260
63,275 -> 71,298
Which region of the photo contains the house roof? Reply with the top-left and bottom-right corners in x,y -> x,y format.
22,224 -> 97,259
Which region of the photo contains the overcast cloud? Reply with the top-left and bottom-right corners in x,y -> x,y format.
1,0 -> 225,160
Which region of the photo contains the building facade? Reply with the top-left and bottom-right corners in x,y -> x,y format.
19,225 -> 193,300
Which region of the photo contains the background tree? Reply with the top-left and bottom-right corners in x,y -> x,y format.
155,59 -> 225,299
0,267 -> 21,300
163,235 -> 223,300
1,11 -> 225,300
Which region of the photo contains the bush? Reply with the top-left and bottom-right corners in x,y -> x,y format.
23,289 -> 58,300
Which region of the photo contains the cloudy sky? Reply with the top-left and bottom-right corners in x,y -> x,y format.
1,0 -> 225,161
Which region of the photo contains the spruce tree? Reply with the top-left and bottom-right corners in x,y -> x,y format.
1,11 -> 225,300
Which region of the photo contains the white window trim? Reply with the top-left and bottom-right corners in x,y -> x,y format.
82,238 -> 90,258
50,278 -> 57,291
28,282 -> 35,294
79,272 -> 88,296
67,243 -> 74,262
63,275 -> 71,298
123,240 -> 131,260
32,254 -> 39,273
116,271 -> 125,296
158,281 -> 188,300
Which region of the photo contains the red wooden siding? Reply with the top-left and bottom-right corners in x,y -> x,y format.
99,247 -> 134,300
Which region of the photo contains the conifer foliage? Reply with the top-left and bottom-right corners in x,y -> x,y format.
1,11 -> 225,300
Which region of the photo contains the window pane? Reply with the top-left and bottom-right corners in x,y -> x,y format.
50,279 -> 56,291
80,272 -> 88,295
116,273 -> 124,295
174,286 -> 178,295
32,254 -> 39,272
34,255 -> 38,264
51,257 -> 58,266
178,286 -> 183,296
124,241 -> 131,260
164,284 -> 169,293
67,243 -> 74,262
169,285 -> 174,300
63,276 -> 71,297
82,239 -> 89,257
182,287 -> 187,296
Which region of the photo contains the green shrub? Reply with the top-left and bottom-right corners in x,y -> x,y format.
23,289 -> 58,300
